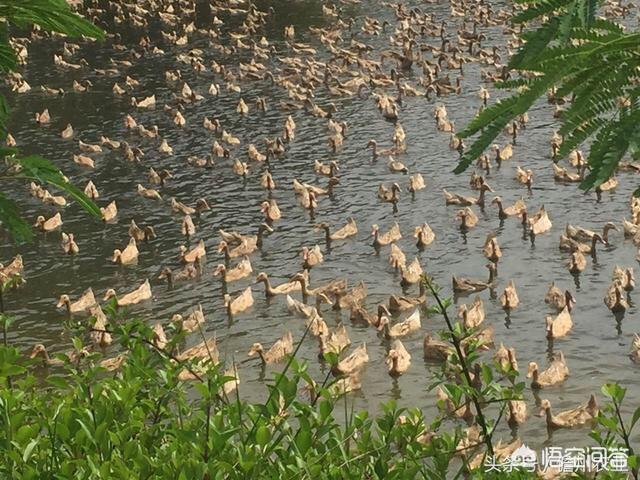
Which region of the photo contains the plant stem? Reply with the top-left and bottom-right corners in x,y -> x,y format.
425,279 -> 494,457
613,398 -> 638,480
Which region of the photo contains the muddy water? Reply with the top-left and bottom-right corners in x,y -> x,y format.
1,0 -> 638,452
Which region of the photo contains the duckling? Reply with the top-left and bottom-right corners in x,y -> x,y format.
112,237 -> 138,265
213,257 -> 252,283
129,220 -> 156,242
527,351 -> 569,389
546,306 -> 573,339
567,250 -> 587,274
61,232 -> 79,255
378,308 -> 421,339
137,184 -> 162,201
78,140 -> 102,154
458,296 -> 485,328
612,265 -> 635,291
34,212 -> 62,231
35,108 -> 51,125
604,281 -> 628,313
333,343 -> 368,376
224,287 -> 254,316
386,339 -> 411,376
545,282 -> 576,312
423,333 -> 453,361
171,304 -> 205,333
452,263 -> 497,293
261,199 -> 281,222
60,124 -> 73,139
482,232 -> 502,263
455,207 -> 478,230
248,331 -> 293,364
414,222 -> 435,248
500,280 -> 520,311
100,201 -> 117,222
302,245 -> 323,270
316,218 -> 358,244
408,173 -> 426,194
56,287 -> 96,315
371,223 -> 402,247
103,279 -> 152,307
158,265 -> 199,287
73,154 -> 94,168
539,395 -> 598,430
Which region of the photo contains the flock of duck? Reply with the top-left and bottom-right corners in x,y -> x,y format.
2,0 -> 640,461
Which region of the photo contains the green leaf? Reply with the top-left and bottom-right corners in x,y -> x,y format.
296,428 -> 312,456
0,192 -> 32,242
0,42 -> 17,73
630,406 -> 640,431
256,425 -> 271,447
22,438 -> 38,462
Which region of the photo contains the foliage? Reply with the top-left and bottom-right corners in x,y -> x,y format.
0,0 -> 104,242
455,0 -> 640,193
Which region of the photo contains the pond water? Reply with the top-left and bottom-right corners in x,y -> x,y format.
2,0 -> 638,452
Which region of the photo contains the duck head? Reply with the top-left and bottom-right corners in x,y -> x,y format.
56,294 -> 70,309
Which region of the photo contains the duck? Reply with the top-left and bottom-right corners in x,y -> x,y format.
525,205 -> 552,235
400,257 -> 423,286
182,215 -> 196,238
389,243 -> 406,270
103,279 -> 152,307
29,343 -> 86,367
213,257 -> 252,283
507,400 -> 528,427
482,232 -> 502,263
171,304 -> 205,333
629,334 -> 640,363
158,265 -> 199,287
443,183 -> 492,207
378,182 -> 401,203
224,287 -> 254,316
333,343 -> 369,376
388,156 -> 408,174
350,304 -> 391,328
176,338 -> 219,363
60,124 -> 73,139
261,199 -> 281,222
552,163 -> 581,182
255,272 -> 303,297
371,223 -> 402,247
455,207 -> 478,230
61,232 -> 79,254
500,280 -> 519,311
316,218 -> 357,243
567,250 -> 587,274
423,333 -> 453,361
491,196 -> 526,220
112,237 -> 138,265
539,395 -> 598,430
248,331 -> 294,364
408,173 -> 426,194
100,201 -> 117,222
129,220 -> 156,242
494,344 -> 519,374
286,293 -> 332,319
318,324 -> 351,357
302,245 -> 324,270
56,287 -> 96,315
612,265 -> 635,291
414,223 -> 435,248
148,167 -> 172,186
546,306 -> 573,339
604,281 -> 628,313
34,212 -> 62,231
73,154 -> 94,168
218,223 -> 272,250
366,139 -> 397,159
515,166 -> 533,189
527,351 -> 569,389
566,222 -> 618,244
458,296 -> 484,328
452,263 -> 496,293
386,339 -> 411,376
544,282 -> 576,312
84,180 -> 99,199
378,308 -> 421,338
35,108 -> 51,125
559,233 -> 605,255
314,160 -> 339,177
333,281 -> 367,311
137,184 -> 162,201
179,239 -> 206,264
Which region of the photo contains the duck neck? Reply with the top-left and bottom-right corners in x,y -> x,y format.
257,350 -> 267,365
